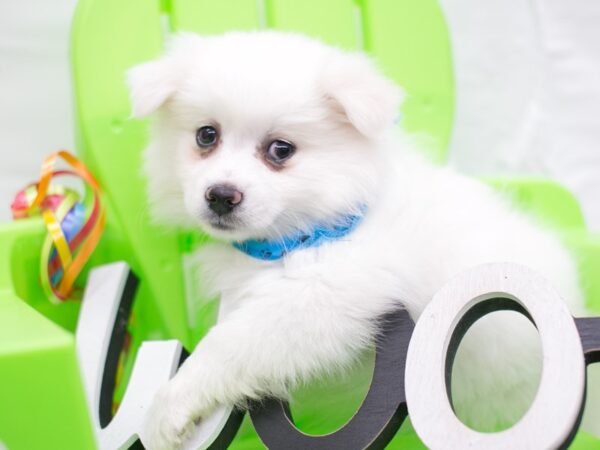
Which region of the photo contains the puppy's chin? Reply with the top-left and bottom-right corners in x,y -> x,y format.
198,218 -> 263,242
194,206 -> 286,242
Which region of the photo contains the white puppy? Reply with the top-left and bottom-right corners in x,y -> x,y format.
129,31 -> 590,449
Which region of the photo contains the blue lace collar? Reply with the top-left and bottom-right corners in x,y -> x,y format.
232,208 -> 366,261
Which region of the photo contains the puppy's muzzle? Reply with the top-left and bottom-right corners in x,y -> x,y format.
205,184 -> 243,216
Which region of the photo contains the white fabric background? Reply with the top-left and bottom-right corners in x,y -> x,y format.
0,0 -> 78,221
440,0 -> 600,230
1,0 -> 599,229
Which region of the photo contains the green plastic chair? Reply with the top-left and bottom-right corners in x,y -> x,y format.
1,0 -> 599,448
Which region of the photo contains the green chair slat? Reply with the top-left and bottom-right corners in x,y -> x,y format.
71,0 -> 192,346
362,0 -> 455,162
169,0 -> 261,34
71,0 -> 164,118
266,0 -> 359,50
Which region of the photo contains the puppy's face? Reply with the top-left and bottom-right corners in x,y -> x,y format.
129,32 -> 402,241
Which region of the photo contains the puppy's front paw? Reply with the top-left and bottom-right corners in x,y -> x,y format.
141,382 -> 203,450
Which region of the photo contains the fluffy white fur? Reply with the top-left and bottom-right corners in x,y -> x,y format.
129,31 -> 595,449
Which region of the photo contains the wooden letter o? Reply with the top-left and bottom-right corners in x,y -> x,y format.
405,263 -> 586,450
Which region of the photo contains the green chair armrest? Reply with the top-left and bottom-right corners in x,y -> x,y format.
485,176 -> 586,230
0,220 -> 96,449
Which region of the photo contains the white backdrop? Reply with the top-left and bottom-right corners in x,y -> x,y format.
1,0 -> 599,229
441,0 -> 600,231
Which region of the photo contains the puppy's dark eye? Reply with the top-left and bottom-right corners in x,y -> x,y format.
266,140 -> 295,163
196,126 -> 219,148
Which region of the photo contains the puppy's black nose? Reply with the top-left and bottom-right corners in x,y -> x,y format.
205,184 -> 243,216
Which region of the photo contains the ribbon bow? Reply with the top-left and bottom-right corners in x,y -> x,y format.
11,151 -> 105,303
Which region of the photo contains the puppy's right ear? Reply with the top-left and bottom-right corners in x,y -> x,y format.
320,52 -> 403,138
127,57 -> 179,118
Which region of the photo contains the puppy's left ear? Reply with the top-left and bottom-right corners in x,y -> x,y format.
320,53 -> 404,138
127,57 -> 179,118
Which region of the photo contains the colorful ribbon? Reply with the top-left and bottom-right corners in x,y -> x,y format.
11,151 -> 105,304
